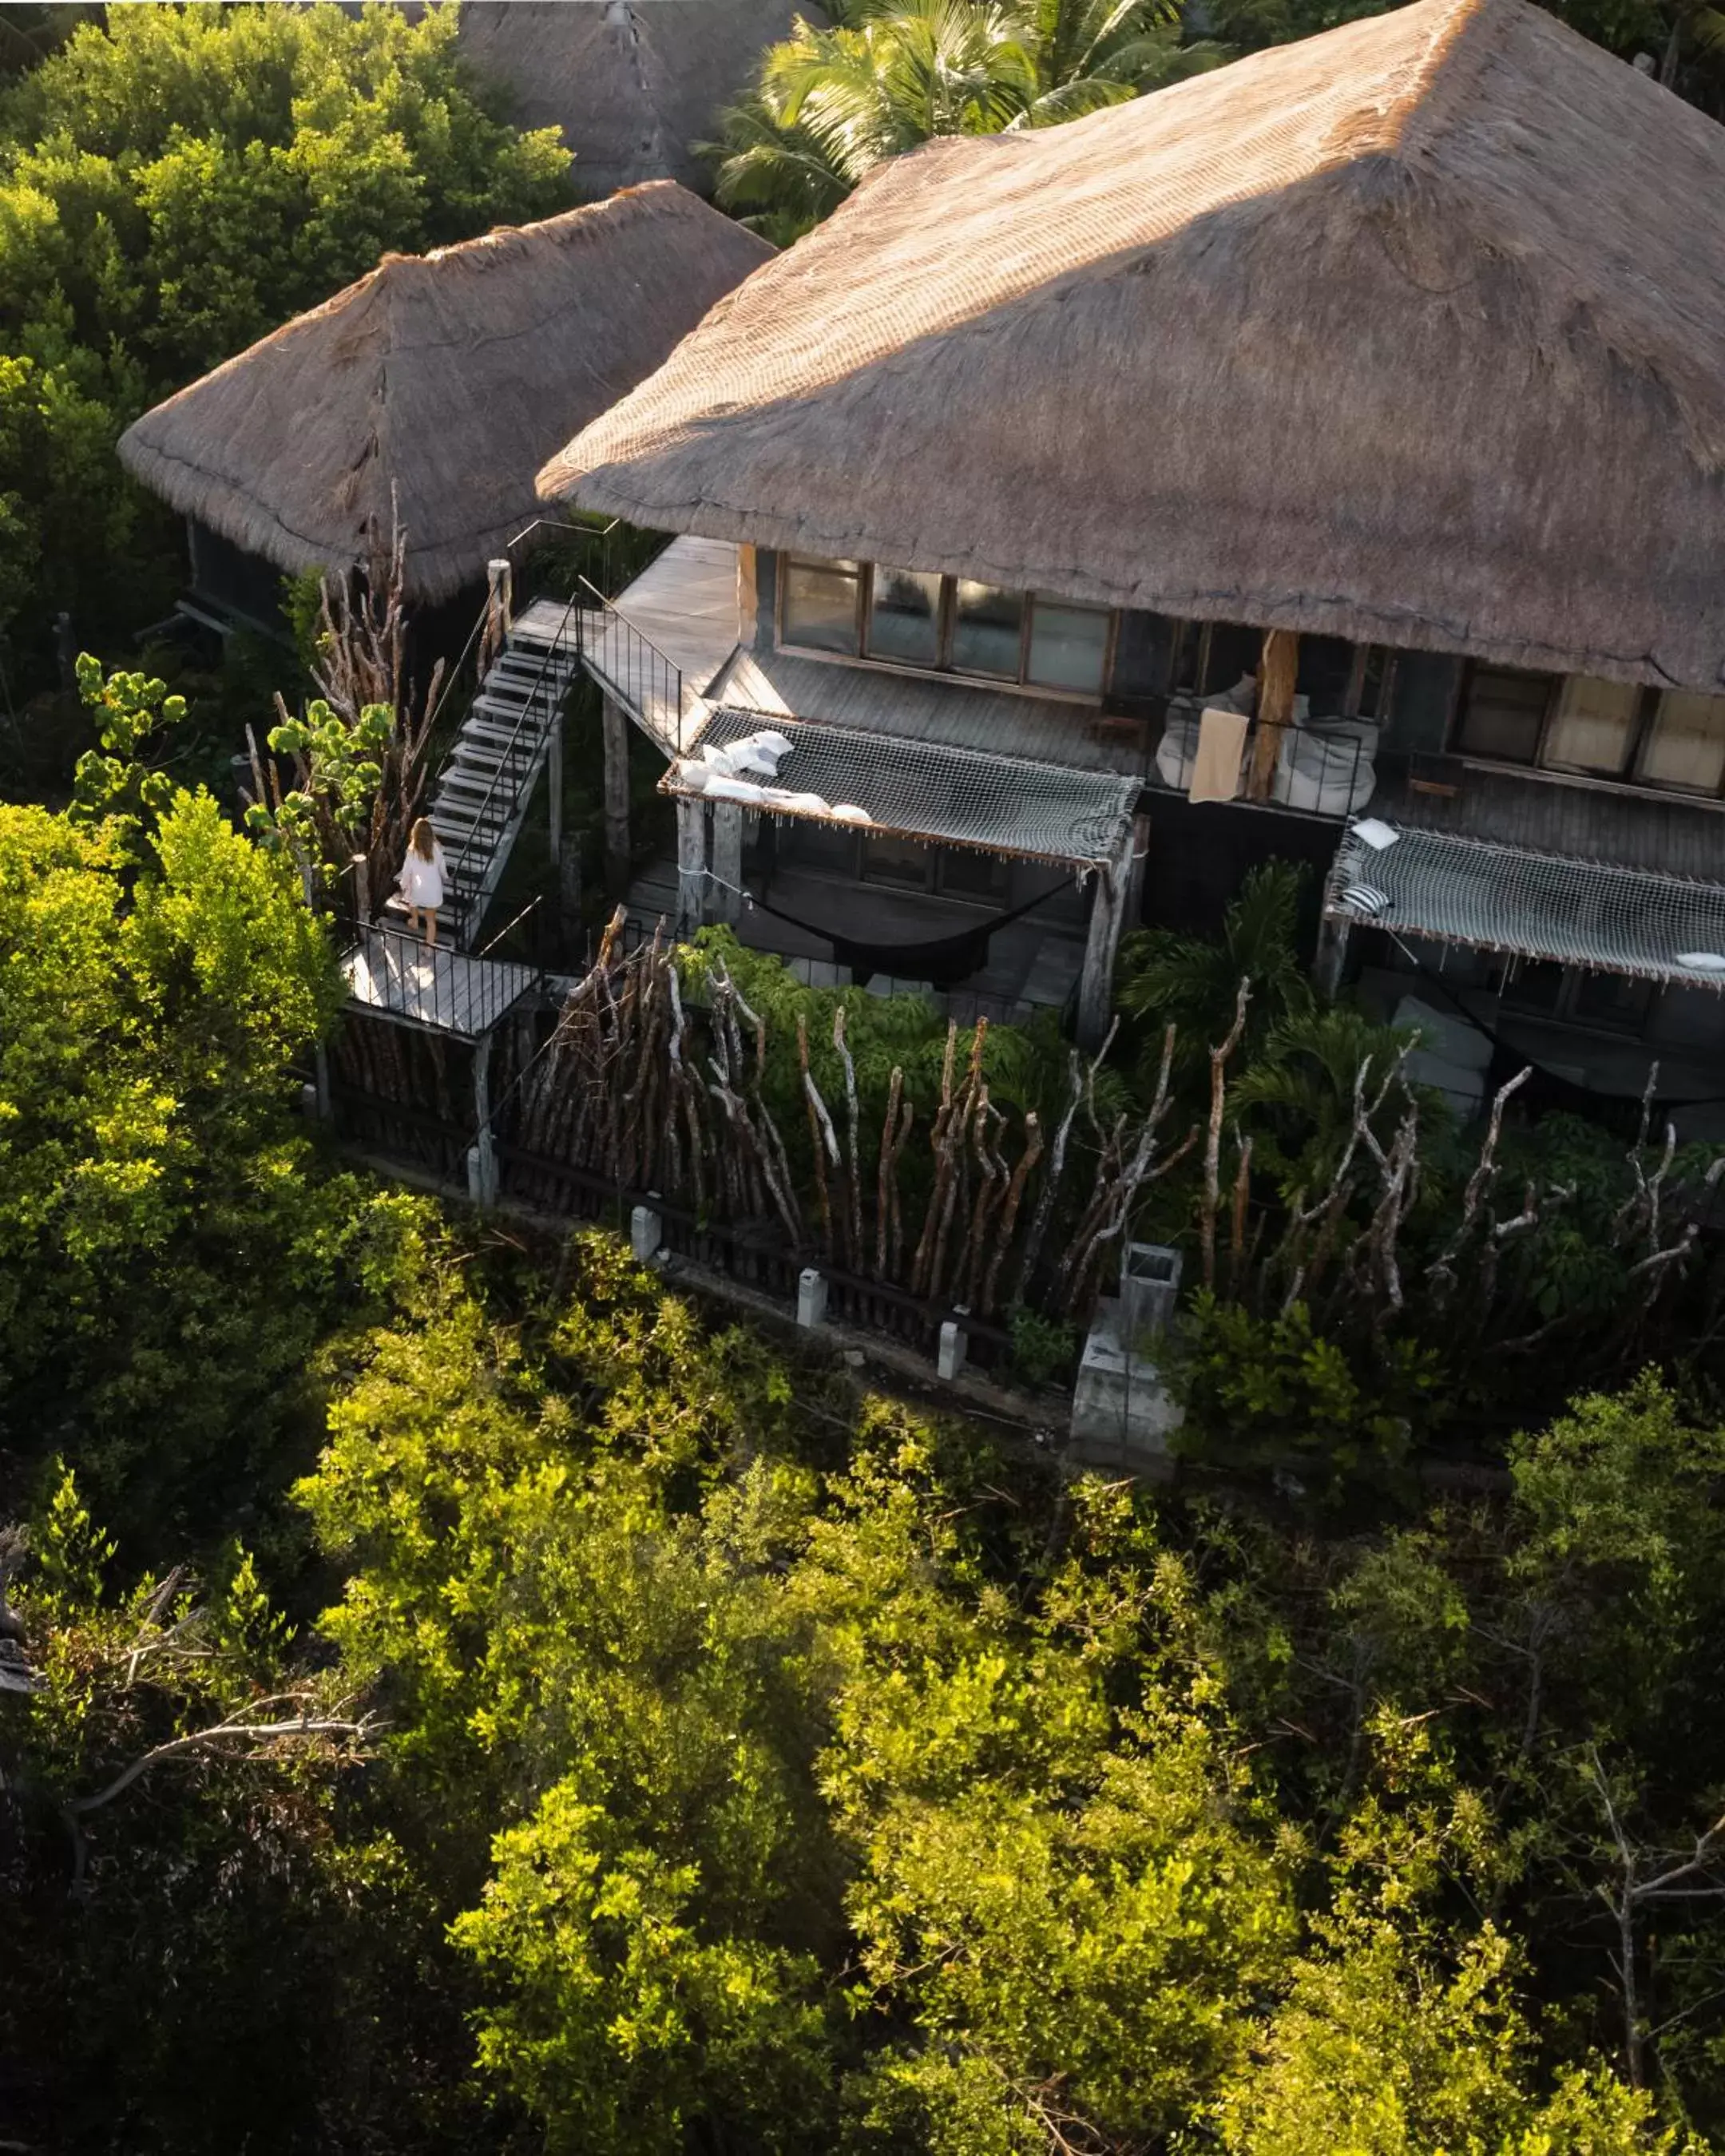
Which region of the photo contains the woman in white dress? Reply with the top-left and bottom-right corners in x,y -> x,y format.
397,817 -> 448,945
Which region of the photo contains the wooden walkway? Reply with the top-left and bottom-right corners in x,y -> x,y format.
517,535 -> 741,757
342,927 -> 538,1039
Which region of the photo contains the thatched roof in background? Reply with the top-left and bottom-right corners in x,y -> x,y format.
457,0 -> 827,200
541,0 -> 1725,692
119,183 -> 771,606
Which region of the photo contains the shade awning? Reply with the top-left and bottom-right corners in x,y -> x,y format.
1328,824 -> 1725,987
662,707 -> 1140,870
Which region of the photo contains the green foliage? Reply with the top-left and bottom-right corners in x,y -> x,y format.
1116,858 -> 1313,1080
67,646 -> 181,839
1168,1292 -> 1445,1492
0,1 -> 571,661
248,693 -> 392,870
707,0 -> 1224,239
0,789 -> 422,1536
1,1467 -> 464,2156
1006,1302 -> 1078,1386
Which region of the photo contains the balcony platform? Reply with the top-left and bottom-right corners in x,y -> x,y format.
524,535 -> 742,754
341,926 -> 539,1040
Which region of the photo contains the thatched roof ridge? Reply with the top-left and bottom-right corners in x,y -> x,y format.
539,0 -> 1725,692
457,0 -> 828,200
120,182 -> 772,605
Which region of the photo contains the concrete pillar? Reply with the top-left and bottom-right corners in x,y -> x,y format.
468,1032 -> 498,1208
938,1320 -> 967,1382
796,1267 -> 827,1329
602,695 -> 632,893
711,803 -> 744,923
675,798 -> 707,935
630,1203 -> 664,1262
1076,829 -> 1132,1053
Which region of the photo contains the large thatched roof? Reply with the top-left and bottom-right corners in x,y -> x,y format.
119,184 -> 771,606
457,0 -> 827,200
541,0 -> 1725,692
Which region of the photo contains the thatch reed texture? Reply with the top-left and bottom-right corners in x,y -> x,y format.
540,0 -> 1725,692
119,184 -> 771,607
457,0 -> 827,199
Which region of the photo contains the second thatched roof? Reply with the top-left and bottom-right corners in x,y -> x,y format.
119,182 -> 771,606
457,0 -> 827,200
540,0 -> 1725,693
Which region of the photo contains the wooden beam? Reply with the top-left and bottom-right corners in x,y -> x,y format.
736,542 -> 758,645
1248,627 -> 1299,801
1076,829 -> 1132,1052
601,694 -> 631,893
675,798 -> 707,934
711,803 -> 744,923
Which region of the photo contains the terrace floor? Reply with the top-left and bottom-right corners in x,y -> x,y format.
341,927 -> 538,1040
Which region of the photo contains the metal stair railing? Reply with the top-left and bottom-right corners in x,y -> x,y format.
442,591 -> 582,940
573,574 -> 697,754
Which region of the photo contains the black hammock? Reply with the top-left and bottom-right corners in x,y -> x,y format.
744,882 -> 1067,989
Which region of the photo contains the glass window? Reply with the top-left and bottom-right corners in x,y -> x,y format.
1199,624 -> 1259,698
1353,644 -> 1394,719
1297,636 -> 1354,714
861,834 -> 930,890
1026,596 -> 1110,693
782,556 -> 862,654
1541,676 -> 1640,775
950,581 -> 1024,678
867,566 -> 942,666
1456,667 -> 1551,763
1639,690 -> 1725,794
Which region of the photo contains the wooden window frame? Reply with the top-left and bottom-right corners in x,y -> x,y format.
775,555 -> 1115,701
1449,666 -> 1725,802
1631,688 -> 1725,799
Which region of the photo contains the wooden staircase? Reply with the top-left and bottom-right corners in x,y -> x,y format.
426,604 -> 581,948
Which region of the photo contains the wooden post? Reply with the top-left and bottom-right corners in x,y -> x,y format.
602,694 -> 632,894
1248,626 -> 1299,801
1076,829 -> 1132,1052
546,708 -> 564,865
546,706 -> 580,949
351,850 -> 371,926
711,803 -> 744,923
676,798 -> 707,934
468,1031 -> 498,1208
1124,809 -> 1151,928
736,542 -> 758,645
1314,910 -> 1351,1000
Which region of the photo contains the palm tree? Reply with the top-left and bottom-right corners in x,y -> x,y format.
1116,860 -> 1314,1089
704,0 -> 1226,240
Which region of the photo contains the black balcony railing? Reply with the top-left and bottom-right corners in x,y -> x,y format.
1149,711 -> 1378,818
341,916 -> 541,1038
573,574 -> 700,752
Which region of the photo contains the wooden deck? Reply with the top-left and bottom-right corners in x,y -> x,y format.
342,927 -> 538,1039
519,535 -> 743,756
613,535 -> 741,687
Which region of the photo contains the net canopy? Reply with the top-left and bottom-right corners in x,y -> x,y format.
662,707 -> 1140,869
1330,823 -> 1725,987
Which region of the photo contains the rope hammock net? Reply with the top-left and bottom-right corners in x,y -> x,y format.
1330,824 -> 1725,988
